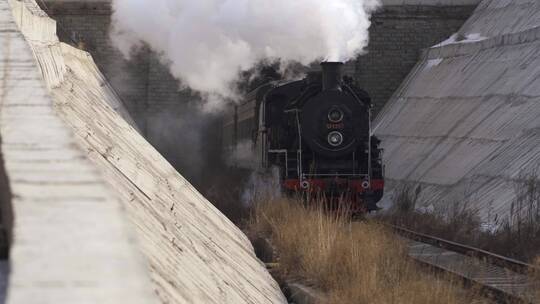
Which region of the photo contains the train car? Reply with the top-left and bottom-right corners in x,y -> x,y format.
223,62 -> 384,211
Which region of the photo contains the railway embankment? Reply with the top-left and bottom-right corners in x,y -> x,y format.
2,0 -> 286,303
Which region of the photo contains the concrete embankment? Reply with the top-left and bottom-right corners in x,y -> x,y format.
374,0 -> 540,220
1,0 -> 157,302
2,0 -> 286,303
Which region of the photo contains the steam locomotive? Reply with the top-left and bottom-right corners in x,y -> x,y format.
223,62 -> 384,211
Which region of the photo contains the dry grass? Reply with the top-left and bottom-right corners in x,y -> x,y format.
382,172 -> 540,263
249,198 -> 485,304
379,183 -> 484,250
532,258 -> 540,295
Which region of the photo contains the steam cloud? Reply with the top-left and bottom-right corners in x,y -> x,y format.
111,0 -> 380,109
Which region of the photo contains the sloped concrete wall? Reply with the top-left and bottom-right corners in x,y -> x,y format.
459,0 -> 540,37
1,1 -> 158,303
374,0 -> 540,220
7,0 -> 286,303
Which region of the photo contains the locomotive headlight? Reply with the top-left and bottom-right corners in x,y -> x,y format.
328,108 -> 344,123
327,131 -> 344,147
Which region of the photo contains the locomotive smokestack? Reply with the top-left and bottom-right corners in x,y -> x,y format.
321,62 -> 344,91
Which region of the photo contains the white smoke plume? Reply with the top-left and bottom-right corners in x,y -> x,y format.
111,0 -> 380,109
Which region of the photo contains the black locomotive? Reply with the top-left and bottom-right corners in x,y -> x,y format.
223,62 -> 384,211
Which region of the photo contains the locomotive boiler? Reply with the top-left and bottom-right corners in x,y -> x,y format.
223,62 -> 384,211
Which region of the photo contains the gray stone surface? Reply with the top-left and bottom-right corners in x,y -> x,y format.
1,0 -> 158,303
374,0 -> 540,220
6,0 -> 287,303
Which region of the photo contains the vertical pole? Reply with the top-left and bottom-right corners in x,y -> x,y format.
296,110 -> 303,181
368,108 -> 372,182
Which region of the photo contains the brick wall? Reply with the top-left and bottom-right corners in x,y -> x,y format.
41,1 -> 477,174
353,5 -> 476,115
144,54 -> 199,173
42,1 -> 476,118
42,1 -> 151,132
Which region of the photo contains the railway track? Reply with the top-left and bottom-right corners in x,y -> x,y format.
388,225 -> 539,303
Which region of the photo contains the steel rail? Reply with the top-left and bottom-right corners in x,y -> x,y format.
388,224 -> 538,274
385,224 -> 539,303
